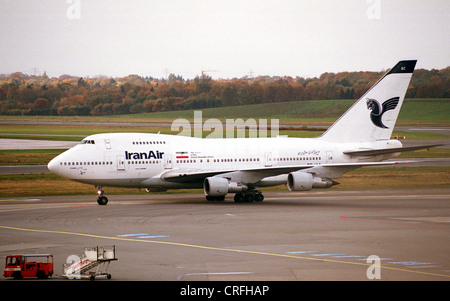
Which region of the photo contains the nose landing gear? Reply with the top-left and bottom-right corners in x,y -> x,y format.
96,186 -> 108,205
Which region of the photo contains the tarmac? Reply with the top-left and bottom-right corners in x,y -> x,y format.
0,189 -> 449,281
0,125 -> 448,282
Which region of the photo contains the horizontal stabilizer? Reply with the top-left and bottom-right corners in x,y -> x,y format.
344,144 -> 443,156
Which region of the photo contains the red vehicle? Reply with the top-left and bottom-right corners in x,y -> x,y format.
3,254 -> 54,279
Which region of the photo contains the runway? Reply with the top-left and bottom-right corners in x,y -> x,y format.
0,138 -> 78,150
0,189 -> 449,281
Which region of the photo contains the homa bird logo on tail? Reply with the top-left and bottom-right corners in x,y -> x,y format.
366,97 -> 400,128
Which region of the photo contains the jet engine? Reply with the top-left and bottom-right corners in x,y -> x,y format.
204,177 -> 248,196
287,172 -> 335,191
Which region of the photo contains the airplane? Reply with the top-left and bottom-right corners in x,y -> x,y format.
47,60 -> 441,205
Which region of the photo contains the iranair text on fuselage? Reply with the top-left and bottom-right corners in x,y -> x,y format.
125,150 -> 164,160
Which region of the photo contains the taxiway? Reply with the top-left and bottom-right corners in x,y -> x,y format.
0,189 -> 448,281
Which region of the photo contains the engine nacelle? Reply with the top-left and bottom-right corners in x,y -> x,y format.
204,177 -> 248,196
287,172 -> 334,191
287,172 -> 313,191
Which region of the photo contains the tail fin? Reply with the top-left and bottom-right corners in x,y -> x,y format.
318,60 -> 417,143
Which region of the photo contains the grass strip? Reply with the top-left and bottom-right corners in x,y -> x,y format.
0,166 -> 448,197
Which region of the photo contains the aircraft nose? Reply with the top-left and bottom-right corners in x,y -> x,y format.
47,157 -> 59,173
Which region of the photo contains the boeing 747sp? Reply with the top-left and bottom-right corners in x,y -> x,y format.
48,60 -> 439,205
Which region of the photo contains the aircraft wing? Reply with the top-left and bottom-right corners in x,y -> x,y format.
343,144 -> 443,156
160,161 -> 411,184
321,161 -> 412,167
161,169 -> 235,183
161,165 -> 312,183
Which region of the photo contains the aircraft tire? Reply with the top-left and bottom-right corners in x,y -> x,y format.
255,193 -> 264,202
234,193 -> 244,203
243,194 -> 254,203
97,196 -> 108,205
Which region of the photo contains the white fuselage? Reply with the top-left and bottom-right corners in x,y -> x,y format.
47,132 -> 401,190
46,60 -> 417,204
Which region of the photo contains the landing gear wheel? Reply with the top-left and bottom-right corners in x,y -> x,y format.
97,196 -> 108,205
234,192 -> 264,203
255,193 -> 264,202
96,186 -> 108,205
234,193 -> 244,203
243,194 -> 255,203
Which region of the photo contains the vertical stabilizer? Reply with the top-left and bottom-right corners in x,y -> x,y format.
318,60 -> 417,143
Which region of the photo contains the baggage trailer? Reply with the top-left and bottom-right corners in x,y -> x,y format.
3,254 -> 53,279
62,245 -> 117,280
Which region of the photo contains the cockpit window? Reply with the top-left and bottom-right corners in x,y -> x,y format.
81,139 -> 95,144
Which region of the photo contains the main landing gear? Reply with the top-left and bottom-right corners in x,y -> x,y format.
206,191 -> 264,203
96,186 -> 108,205
233,191 -> 264,203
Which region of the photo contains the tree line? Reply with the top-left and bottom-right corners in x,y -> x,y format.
0,66 -> 448,116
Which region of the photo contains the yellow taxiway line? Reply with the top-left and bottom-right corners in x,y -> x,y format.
1,225 -> 449,280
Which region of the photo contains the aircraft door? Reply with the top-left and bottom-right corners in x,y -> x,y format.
326,151 -> 333,164
264,152 -> 272,167
164,154 -> 172,169
105,139 -> 111,150
117,155 -> 125,171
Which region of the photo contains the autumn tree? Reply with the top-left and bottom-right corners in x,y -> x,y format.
33,98 -> 50,109
0,65 -> 448,116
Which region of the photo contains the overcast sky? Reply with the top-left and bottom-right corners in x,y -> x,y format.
0,0 -> 448,79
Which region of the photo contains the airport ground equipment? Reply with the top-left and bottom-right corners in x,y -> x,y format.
3,254 -> 54,279
62,245 -> 117,280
